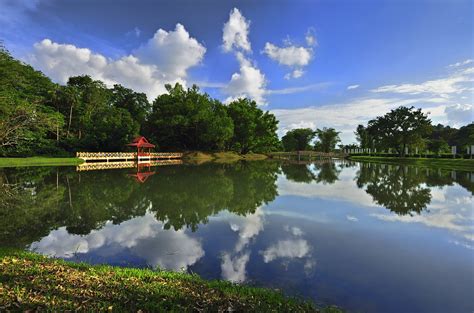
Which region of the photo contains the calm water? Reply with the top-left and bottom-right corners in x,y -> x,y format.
1,160 -> 473,312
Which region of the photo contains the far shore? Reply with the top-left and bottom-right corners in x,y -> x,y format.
348,155 -> 474,171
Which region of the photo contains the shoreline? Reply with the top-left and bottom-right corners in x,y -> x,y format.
348,156 -> 474,171
0,248 -> 338,312
0,152 -> 269,168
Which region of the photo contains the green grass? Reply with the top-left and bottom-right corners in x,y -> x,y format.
0,248 -> 339,312
0,157 -> 83,168
349,156 -> 474,171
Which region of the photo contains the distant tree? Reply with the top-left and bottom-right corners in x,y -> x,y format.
355,124 -> 372,148
226,98 -> 280,153
367,106 -> 431,157
314,127 -> 340,152
452,123 -> 474,149
281,128 -> 315,151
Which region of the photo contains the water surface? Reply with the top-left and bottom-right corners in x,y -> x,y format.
1,160 -> 473,312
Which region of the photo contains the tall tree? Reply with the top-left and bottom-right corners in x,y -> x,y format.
281,128 -> 315,151
147,83 -> 234,151
226,98 -> 279,153
314,127 -> 340,152
367,106 -> 431,157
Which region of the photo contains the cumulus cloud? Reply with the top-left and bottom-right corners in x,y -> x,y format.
224,53 -> 267,104
263,42 -> 313,80
263,28 -> 316,79
30,213 -> 204,271
221,8 -> 268,105
28,23 -> 206,100
134,23 -> 206,78
263,43 -> 312,68
261,239 -> 310,263
222,8 -> 251,52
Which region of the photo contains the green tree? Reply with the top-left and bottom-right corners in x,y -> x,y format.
146,83 -> 234,151
281,128 -> 315,151
110,84 -> 150,127
367,106 -> 432,157
355,124 -> 372,148
226,98 -> 280,153
314,127 -> 340,152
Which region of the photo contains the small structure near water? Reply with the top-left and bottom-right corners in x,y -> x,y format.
76,136 -> 182,163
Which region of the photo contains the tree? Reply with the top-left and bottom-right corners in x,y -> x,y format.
146,83 -> 234,151
314,127 -> 340,152
226,98 -> 280,153
367,106 -> 431,157
355,124 -> 372,148
281,128 -> 315,151
110,84 -> 150,128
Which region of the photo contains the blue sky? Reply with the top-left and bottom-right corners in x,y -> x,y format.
1,0 -> 472,143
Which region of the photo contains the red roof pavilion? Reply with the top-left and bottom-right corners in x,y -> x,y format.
127,136 -> 155,155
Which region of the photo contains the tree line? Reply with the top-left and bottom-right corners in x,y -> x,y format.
0,47 -> 280,156
281,106 -> 473,157
353,106 -> 473,157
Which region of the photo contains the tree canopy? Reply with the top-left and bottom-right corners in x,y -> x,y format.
0,48 -> 280,156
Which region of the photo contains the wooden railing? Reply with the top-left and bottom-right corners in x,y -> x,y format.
76,152 -> 183,161
76,159 -> 183,171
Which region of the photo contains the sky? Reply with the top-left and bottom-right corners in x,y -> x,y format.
1,0 -> 473,143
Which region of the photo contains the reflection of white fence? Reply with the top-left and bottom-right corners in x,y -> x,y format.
76,159 -> 183,171
76,152 -> 183,162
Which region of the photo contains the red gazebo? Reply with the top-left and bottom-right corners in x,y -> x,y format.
127,136 -> 155,157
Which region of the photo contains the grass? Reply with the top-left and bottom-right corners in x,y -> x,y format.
349,156 -> 474,171
0,157 -> 83,168
0,248 -> 340,312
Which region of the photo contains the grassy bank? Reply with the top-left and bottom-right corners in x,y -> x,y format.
183,151 -> 268,164
349,156 -> 474,171
0,249 -> 339,312
0,157 -> 83,168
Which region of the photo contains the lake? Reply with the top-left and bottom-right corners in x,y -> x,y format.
1,160 -> 473,313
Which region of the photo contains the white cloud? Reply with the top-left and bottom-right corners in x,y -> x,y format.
371,186 -> 473,245
221,252 -> 250,283
448,59 -> 473,68
267,82 -> 331,95
444,103 -> 473,126
263,42 -> 313,79
220,208 -> 264,282
263,43 -> 312,68
261,239 -> 310,263
284,225 -> 304,236
222,8 -> 251,52
30,213 -> 204,271
347,84 -> 360,90
371,66 -> 474,98
224,53 -> 267,105
28,23 -> 206,100
134,23 -> 206,78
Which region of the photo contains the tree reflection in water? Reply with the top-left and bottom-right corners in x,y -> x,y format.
1,160 -> 472,248
355,163 -> 473,215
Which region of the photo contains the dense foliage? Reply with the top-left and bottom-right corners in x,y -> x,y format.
281,128 -> 315,151
0,49 -> 280,156
355,106 -> 473,156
